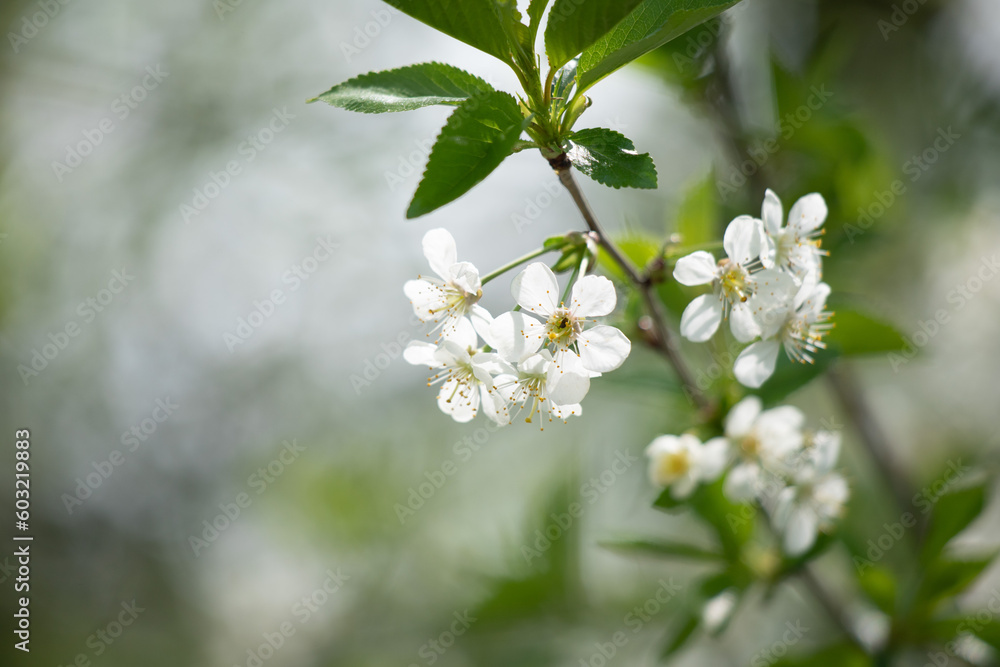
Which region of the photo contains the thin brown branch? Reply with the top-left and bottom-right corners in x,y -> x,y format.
551,158 -> 712,413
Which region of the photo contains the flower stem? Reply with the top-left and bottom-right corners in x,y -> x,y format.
481,246 -> 553,285
561,260 -> 581,305
551,158 -> 712,413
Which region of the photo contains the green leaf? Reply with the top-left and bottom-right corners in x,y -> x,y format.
858,566 -> 898,616
917,557 -> 995,606
567,128 -> 658,189
755,354 -> 834,406
826,309 -> 907,356
922,482 -> 988,563
309,63 -> 495,114
577,0 -> 744,92
528,0 -> 550,33
381,0 -> 515,64
661,611 -> 700,659
600,538 -> 725,562
544,0 -> 646,70
407,90 -> 526,219
767,642 -> 869,667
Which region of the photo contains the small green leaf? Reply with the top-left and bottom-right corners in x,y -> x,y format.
407,90 -> 526,219
825,309 -> 907,356
922,482 -> 988,563
567,128 -> 657,189
382,0 -> 514,64
544,0 -> 646,70
600,538 -> 725,562
309,63 -> 495,113
528,0 -> 550,34
543,234 -> 573,251
578,0 -> 744,92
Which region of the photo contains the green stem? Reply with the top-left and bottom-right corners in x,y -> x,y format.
561,260 -> 582,305
481,246 -> 553,285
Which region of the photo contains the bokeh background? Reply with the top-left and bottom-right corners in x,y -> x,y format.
1,0 -> 999,665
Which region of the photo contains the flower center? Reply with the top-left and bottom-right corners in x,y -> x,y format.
658,450 -> 691,481
741,434 -> 762,457
718,260 -> 753,304
546,308 -> 582,346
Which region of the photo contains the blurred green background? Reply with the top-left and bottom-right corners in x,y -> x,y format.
1,0 -> 999,665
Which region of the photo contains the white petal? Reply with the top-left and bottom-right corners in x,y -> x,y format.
434,340 -> 470,367
672,474 -> 698,499
512,262 -> 559,316
440,316 -> 478,349
673,251 -> 718,286
729,301 -> 761,343
436,378 -> 477,423
547,365 -> 591,406
404,279 -> 445,321
723,215 -> 763,265
468,305 -> 495,347
403,341 -> 439,367
570,274 -> 617,317
680,294 -> 723,342
725,396 -> 762,439
698,437 -> 730,480
645,434 -> 682,459
448,261 -> 481,295
490,311 -> 544,362
761,189 -> 784,236
747,270 -> 798,339
724,463 -> 761,501
733,340 -> 781,388
783,506 -> 819,556
422,228 -> 458,279
550,403 -> 582,419
577,325 -> 631,373
479,385 -> 509,426
811,431 -> 841,474
788,193 -> 828,234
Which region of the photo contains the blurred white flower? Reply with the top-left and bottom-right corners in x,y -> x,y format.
760,189 -> 828,281
772,430 -> 849,556
722,396 -> 805,502
734,275 -> 834,388
645,433 -> 728,499
404,228 -> 488,339
490,262 -> 631,374
702,589 -> 739,633
403,318 -> 510,425
675,216 -> 784,343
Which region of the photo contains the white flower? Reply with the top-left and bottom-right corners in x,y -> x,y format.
772,430 -> 848,556
493,350 -> 590,427
675,216 -> 782,343
733,275 -> 834,388
645,434 -> 728,499
760,189 -> 828,281
721,396 -> 805,502
490,262 -> 631,374
403,318 -> 510,425
702,590 -> 739,634
404,228 -> 489,339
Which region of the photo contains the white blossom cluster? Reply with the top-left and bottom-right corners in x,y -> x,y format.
403,229 -> 631,427
646,396 -> 848,555
675,190 -> 834,388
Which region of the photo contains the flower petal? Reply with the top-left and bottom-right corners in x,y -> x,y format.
436,377 -> 477,423
783,505 -> 819,556
761,189 -> 784,236
440,315 -> 478,349
672,474 -> 698,499
723,215 -> 763,265
403,341 -> 439,367
577,325 -> 631,372
733,340 -> 781,388
512,262 -> 559,316
490,311 -> 544,362
673,251 -> 718,286
422,228 -> 458,279
547,364 -> 591,406
729,300 -> 761,343
724,462 -> 761,501
725,396 -> 762,439
448,261 -> 481,295
748,270 -> 797,339
788,193 -> 828,234
570,274 -> 617,317
680,294 -> 723,342
404,279 -> 445,321
469,304 -> 495,347
699,437 -> 730,481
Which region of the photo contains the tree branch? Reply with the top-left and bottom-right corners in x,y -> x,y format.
551,157 -> 712,413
